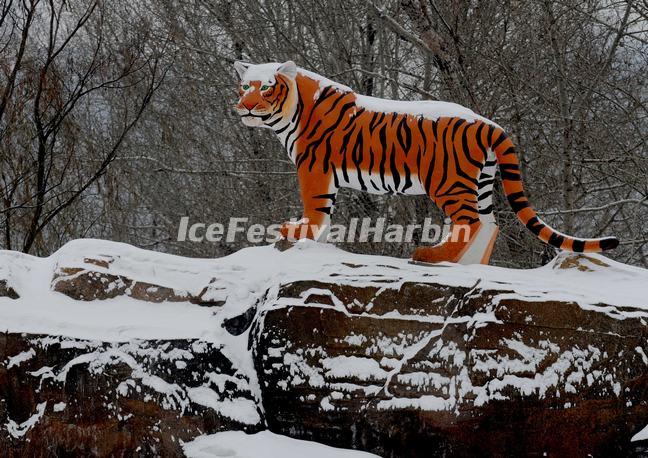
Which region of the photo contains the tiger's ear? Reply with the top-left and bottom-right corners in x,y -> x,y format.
234,61 -> 250,79
277,60 -> 297,79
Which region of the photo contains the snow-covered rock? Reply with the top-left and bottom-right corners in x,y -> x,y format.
183,430 -> 379,458
0,239 -> 647,456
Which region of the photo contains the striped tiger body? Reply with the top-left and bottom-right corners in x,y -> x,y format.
234,61 -> 619,264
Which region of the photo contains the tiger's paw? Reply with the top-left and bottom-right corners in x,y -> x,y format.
412,246 -> 460,264
412,222 -> 498,265
280,219 -> 326,241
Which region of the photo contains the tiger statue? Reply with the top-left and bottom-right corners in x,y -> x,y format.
233,60 -> 619,265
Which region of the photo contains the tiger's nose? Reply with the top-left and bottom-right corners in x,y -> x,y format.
243,100 -> 258,111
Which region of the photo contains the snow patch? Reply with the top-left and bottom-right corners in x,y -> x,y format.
183,430 -> 379,458
632,424 -> 648,442
187,387 -> 260,425
6,348 -> 35,369
53,402 -> 66,412
355,95 -> 499,127
5,402 -> 46,438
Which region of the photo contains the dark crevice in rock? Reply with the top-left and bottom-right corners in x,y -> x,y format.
0,280 -> 19,299
223,306 -> 257,336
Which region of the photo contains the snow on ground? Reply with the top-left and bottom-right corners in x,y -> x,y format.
1,237 -> 647,345
632,424 -> 648,442
1,238 -> 647,446
182,430 -> 379,458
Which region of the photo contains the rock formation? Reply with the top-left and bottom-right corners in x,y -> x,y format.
1,239 -> 647,456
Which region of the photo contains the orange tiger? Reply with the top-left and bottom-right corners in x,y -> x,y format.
234,60 -> 619,265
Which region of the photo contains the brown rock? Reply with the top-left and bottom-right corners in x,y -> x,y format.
3,245 -> 647,457
0,333 -> 263,456
254,277 -> 648,457
51,266 -> 216,305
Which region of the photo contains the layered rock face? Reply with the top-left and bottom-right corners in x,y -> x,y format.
1,334 -> 261,456
1,240 -> 647,456
254,264 -> 648,456
0,241 -> 264,457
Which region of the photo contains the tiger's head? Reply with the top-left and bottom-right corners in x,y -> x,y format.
234,61 -> 298,128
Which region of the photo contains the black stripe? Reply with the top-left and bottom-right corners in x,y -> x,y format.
417,116 -> 427,152
491,130 -> 507,151
368,146 -> 375,175
525,216 -> 544,236
437,120 -> 455,194
478,190 -> 493,201
449,203 -> 479,220
352,128 -> 366,191
548,231 -> 565,248
402,162 -> 412,192
272,81 -> 289,118
378,124 -> 388,191
369,112 -> 385,131
305,120 -> 322,140
499,163 -> 520,181
389,145 -> 401,191
298,101 -> 355,164
285,91 -> 305,151
461,123 -> 483,169
339,127 -> 356,181
600,237 -> 619,251
478,178 -> 495,189
507,191 -> 530,213
378,121 -> 388,150
441,199 -> 459,213
440,181 -> 475,197
451,118 -> 466,137
274,122 -> 290,134
322,134 -> 333,173
473,123 -> 488,163
367,112 -> 379,131
396,116 -> 412,155
428,121 -> 446,195
341,108 -> 363,131
379,144 -> 387,191
572,239 -> 586,252
315,207 -> 332,215
323,92 -> 347,116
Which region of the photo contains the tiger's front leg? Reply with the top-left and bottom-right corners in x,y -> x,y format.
280,168 -> 337,242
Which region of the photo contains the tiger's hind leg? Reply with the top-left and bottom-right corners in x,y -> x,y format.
460,151 -> 499,264
413,151 -> 499,265
412,203 -> 483,264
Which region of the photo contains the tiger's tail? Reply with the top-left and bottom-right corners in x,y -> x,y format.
490,128 -> 619,253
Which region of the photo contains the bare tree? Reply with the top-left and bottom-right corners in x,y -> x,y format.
0,0 -> 170,254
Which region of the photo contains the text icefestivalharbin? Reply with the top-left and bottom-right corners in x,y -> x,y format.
177,217 -> 469,244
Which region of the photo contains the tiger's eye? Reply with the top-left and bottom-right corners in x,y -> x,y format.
261,85 -> 269,90
242,84 -> 250,90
